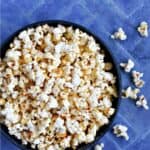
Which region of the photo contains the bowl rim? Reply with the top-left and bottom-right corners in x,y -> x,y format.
0,20 -> 122,150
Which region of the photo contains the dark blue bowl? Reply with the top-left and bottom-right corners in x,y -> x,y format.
0,20 -> 122,150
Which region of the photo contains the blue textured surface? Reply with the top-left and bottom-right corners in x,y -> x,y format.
0,0 -> 150,150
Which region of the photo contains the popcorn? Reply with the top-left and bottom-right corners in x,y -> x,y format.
136,95 -> 149,110
60,136 -> 71,149
66,118 -> 81,134
113,124 -> 129,140
93,110 -> 109,125
6,50 -> 21,60
53,25 -> 66,40
88,37 -> 100,51
86,124 -> 97,143
122,87 -> 140,99
35,68 -> 45,86
88,88 -> 101,107
37,93 -> 49,102
1,102 -> 20,123
54,117 -> 66,134
120,59 -> 135,72
47,96 -> 58,109
102,97 -> 112,108
137,21 -> 149,37
8,77 -> 18,93
132,70 -> 145,88
111,27 -> 127,40
94,143 -> 104,150
0,24 -> 117,149
72,72 -> 80,87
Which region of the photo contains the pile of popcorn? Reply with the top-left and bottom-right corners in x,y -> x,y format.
0,24 -> 117,150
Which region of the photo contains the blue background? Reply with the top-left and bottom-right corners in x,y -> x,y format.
0,0 -> 150,150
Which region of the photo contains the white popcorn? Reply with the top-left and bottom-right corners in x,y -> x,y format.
8,77 -> 18,93
137,21 -> 149,37
45,78 -> 55,93
111,27 -> 127,40
53,25 -> 66,40
120,59 -> 135,72
136,95 -> 149,110
102,72 -> 114,81
88,88 -> 101,107
1,102 -> 20,123
47,96 -> 58,109
60,136 -> 71,148
55,42 -> 66,54
38,118 -> 51,134
6,50 -> 21,60
18,30 -> 32,48
27,120 -> 36,132
0,24 -> 117,149
93,111 -> 109,125
13,39 -> 21,49
72,70 -> 81,87
34,30 -> 43,44
122,87 -> 140,99
37,92 -> 49,102
86,124 -> 97,143
88,37 -> 100,51
113,124 -> 129,140
38,110 -> 49,118
94,143 -> 104,150
54,117 -> 66,134
66,119 -> 81,134
132,70 -> 145,88
102,97 -> 112,108
35,68 -> 45,86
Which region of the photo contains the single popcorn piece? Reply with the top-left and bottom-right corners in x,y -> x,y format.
122,87 -> 140,99
137,21 -> 149,37
120,59 -> 135,72
132,70 -> 145,88
111,27 -> 127,40
1,102 -> 20,123
136,95 -> 149,110
94,143 -> 104,150
113,124 -> 129,140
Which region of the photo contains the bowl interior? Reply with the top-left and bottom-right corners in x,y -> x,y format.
0,20 -> 121,150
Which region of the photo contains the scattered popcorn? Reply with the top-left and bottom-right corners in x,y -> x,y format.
132,70 -> 145,88
111,27 -> 127,40
0,24 -> 117,150
137,21 -> 149,37
94,143 -> 104,150
113,124 -> 129,140
120,59 -> 135,72
122,87 -> 140,99
136,95 -> 149,110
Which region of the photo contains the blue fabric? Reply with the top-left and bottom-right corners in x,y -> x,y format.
0,0 -> 150,150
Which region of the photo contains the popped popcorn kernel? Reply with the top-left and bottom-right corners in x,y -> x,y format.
132,70 -> 145,88
122,87 -> 140,99
137,21 -> 149,37
113,124 -> 129,140
111,27 -> 127,40
94,143 -> 104,150
120,59 -> 134,72
136,95 -> 149,110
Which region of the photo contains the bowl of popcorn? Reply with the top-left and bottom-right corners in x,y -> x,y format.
0,20 -> 121,150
